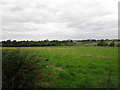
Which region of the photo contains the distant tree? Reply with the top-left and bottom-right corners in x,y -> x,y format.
86,39 -> 90,42
117,43 -> 120,47
44,39 -> 49,42
13,40 -> 17,42
70,40 -> 73,42
97,39 -> 108,46
7,40 -> 11,42
109,41 -> 115,47
91,39 -> 96,42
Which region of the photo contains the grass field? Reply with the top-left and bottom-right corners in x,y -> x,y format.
2,46 -> 118,88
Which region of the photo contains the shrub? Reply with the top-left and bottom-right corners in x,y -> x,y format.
2,49 -> 42,88
117,43 -> 120,47
109,41 -> 115,47
97,40 -> 108,46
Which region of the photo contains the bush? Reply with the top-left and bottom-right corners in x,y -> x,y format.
117,43 -> 120,47
97,40 -> 108,46
2,49 -> 42,88
109,41 -> 115,47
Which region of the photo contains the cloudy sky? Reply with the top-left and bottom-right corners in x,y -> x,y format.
1,0 -> 119,40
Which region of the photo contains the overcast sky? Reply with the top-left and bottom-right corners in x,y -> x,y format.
1,0 -> 119,41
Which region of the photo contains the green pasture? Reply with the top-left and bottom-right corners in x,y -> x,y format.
2,46 -> 118,88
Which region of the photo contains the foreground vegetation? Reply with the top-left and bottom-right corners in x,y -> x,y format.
2,46 -> 118,88
2,49 -> 45,88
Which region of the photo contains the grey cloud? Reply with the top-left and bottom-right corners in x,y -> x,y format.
2,0 -> 118,40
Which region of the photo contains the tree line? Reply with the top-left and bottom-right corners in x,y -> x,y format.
1,39 -> 120,47
2,40 -> 74,47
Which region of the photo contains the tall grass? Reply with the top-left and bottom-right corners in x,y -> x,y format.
2,49 -> 44,88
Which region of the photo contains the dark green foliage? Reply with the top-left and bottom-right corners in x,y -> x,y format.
2,39 -> 119,47
2,40 -> 75,47
109,41 -> 115,47
2,49 -> 42,88
97,40 -> 108,46
117,42 -> 120,47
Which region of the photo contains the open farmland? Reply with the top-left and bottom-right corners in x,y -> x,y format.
2,46 -> 118,88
